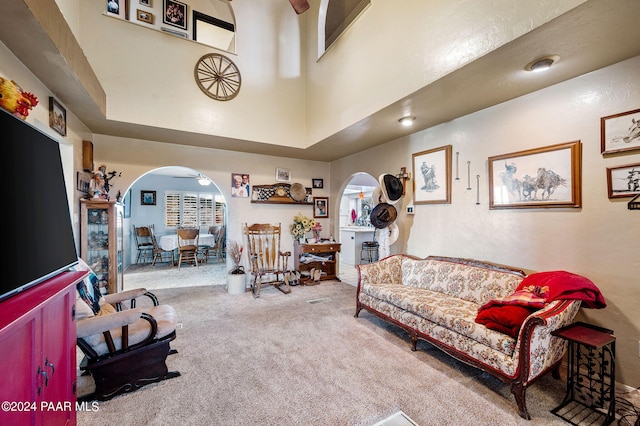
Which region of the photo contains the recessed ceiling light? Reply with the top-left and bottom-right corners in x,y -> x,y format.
398,116 -> 416,126
525,55 -> 560,72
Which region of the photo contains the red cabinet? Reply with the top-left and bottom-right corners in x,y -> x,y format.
0,271 -> 87,426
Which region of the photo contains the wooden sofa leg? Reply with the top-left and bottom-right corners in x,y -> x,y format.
354,304 -> 362,318
410,333 -> 418,351
510,380 -> 531,420
551,362 -> 562,379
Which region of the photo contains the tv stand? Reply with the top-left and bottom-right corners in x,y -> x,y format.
0,270 -> 88,426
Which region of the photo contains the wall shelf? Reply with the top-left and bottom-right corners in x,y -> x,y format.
251,183 -> 312,205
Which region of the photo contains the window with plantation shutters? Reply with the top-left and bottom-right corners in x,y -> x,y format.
165,191 -> 225,229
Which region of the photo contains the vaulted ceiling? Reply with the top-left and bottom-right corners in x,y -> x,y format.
1,0 -> 640,161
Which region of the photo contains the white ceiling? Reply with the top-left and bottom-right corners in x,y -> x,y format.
2,0 -> 640,161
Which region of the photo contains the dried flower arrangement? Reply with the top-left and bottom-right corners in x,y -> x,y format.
227,240 -> 245,274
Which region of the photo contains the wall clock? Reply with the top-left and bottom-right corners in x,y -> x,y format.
194,53 -> 241,101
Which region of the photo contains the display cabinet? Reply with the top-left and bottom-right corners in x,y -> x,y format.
294,242 -> 341,283
80,199 -> 124,294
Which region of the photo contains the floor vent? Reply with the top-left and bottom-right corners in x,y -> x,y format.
306,298 -> 331,304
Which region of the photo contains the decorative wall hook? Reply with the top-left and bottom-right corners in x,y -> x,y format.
455,152 -> 460,180
476,175 -> 481,205
467,161 -> 472,190
396,166 -> 412,195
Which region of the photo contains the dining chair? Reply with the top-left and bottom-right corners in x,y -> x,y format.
149,225 -> 175,266
201,225 -> 226,263
177,227 -> 200,269
134,226 -> 154,264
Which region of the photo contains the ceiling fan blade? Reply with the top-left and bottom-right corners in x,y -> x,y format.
289,0 -> 310,14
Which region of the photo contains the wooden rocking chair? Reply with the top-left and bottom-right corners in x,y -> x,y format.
244,223 -> 292,298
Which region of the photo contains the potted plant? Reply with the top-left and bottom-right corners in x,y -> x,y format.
227,240 -> 246,294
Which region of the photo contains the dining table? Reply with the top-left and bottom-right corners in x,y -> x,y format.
159,233 -> 216,251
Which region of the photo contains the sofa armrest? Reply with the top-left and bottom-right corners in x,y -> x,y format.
356,255 -> 403,290
515,299 -> 582,383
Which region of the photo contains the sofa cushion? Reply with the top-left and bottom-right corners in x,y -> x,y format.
361,282 -> 518,355
401,257 -> 524,305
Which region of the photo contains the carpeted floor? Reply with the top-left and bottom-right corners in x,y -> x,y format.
77,280 -> 571,426
123,260 -> 228,291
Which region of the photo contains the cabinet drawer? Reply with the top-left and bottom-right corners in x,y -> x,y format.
303,244 -> 340,253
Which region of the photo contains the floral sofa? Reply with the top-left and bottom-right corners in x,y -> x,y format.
355,254 -> 585,420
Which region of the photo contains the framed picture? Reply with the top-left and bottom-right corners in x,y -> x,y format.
163,0 -> 187,30
136,9 -> 154,24
231,173 -> 250,198
412,145 -> 452,204
139,0 -> 151,6
312,178 -> 324,189
106,0 -> 126,19
49,97 -> 66,136
141,190 -> 157,206
607,163 -> 640,198
76,171 -> 92,194
488,140 -> 582,209
313,197 -> 329,218
600,108 -> 640,155
275,168 -> 291,183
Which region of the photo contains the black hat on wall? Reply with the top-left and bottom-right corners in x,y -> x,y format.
379,174 -> 403,205
370,202 -> 398,229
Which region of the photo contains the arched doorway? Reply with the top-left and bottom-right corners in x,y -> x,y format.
338,172 -> 377,285
122,166 -> 228,291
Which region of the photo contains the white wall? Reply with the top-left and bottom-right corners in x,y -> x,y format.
331,56 -> 640,386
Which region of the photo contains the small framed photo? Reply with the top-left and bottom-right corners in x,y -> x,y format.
231,173 -> 250,198
106,0 -> 126,19
488,141 -> 582,209
76,172 -> 92,194
141,190 -> 157,206
412,145 -> 452,204
136,9 -> 154,24
600,108 -> 640,155
139,0 -> 151,6
607,163 -> 640,199
312,178 -> 324,189
49,97 -> 67,136
313,197 -> 329,218
163,0 -> 187,30
275,168 -> 291,183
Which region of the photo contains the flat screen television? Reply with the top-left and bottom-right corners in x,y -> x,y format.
1,109 -> 79,302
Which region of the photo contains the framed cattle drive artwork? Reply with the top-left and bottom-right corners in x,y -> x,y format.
488,141 -> 582,209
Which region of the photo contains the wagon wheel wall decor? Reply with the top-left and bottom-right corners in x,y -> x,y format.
194,53 -> 241,101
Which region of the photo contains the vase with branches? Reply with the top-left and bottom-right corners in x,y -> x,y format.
227,240 -> 245,275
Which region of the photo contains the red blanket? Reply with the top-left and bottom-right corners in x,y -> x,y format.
475,271 -> 606,337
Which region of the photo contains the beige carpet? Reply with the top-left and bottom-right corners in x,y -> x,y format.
123,260 -> 228,291
77,281 -> 570,426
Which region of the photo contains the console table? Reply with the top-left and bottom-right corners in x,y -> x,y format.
294,242 -> 341,283
551,321 -> 616,425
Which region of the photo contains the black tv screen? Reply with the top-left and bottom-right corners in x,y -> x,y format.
1,109 -> 78,302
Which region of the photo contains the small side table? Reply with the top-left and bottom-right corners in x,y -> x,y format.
551,321 -> 616,425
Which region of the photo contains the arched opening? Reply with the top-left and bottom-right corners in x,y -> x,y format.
122,166 -> 228,291
338,172 -> 377,285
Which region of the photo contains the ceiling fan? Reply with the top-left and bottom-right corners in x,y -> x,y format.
228,0 -> 310,14
173,173 -> 212,186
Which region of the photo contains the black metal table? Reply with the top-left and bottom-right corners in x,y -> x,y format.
551,321 -> 616,425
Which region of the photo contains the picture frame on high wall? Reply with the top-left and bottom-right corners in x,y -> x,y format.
313,197 -> 329,218
163,0 -> 187,30
600,108 -> 640,155
136,9 -> 154,24
312,178 -> 324,189
139,0 -> 151,6
412,145 -> 452,204
275,168 -> 291,183
606,163 -> 640,199
106,0 -> 126,19
49,97 -> 66,137
488,140 -> 582,209
141,190 -> 157,206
